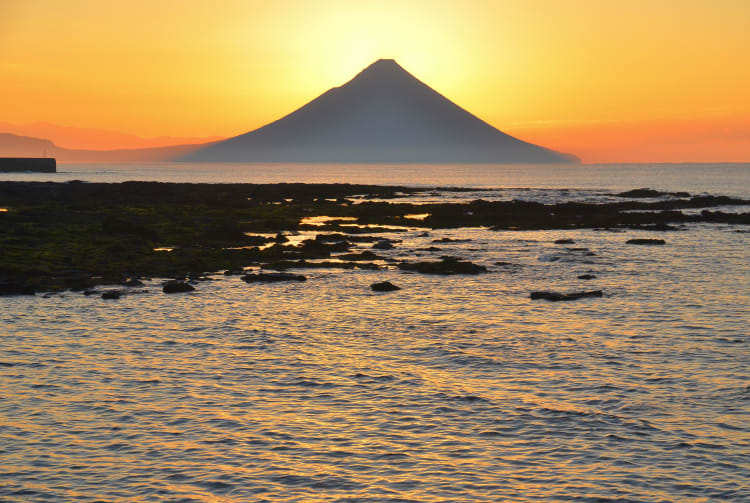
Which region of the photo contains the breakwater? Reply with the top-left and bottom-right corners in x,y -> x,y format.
0,157 -> 56,173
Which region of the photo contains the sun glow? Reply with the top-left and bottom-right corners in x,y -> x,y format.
1,0 -> 749,161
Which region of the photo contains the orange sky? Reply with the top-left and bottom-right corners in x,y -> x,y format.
1,0 -> 748,162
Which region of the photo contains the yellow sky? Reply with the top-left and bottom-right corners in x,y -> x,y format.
1,0 -> 749,161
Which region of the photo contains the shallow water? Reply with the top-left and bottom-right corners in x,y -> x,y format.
1,165 -> 749,501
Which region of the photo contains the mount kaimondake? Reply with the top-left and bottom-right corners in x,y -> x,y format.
181,59 -> 577,164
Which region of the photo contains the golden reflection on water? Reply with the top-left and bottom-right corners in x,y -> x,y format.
0,222 -> 748,501
299,215 -> 358,226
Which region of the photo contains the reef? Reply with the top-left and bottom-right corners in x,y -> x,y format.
0,181 -> 747,294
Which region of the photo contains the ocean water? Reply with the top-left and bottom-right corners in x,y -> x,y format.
1,163 -> 749,502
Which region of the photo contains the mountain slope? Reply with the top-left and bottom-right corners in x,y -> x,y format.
182,59 -> 577,163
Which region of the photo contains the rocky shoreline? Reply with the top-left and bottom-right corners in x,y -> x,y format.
1,181 -> 748,295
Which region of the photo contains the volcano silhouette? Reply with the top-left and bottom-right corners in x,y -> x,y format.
181,59 -> 577,163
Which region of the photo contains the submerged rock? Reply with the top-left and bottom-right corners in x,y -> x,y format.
530,290 -> 603,301
577,274 -> 597,280
241,272 -> 307,283
398,256 -> 487,275
162,281 -> 195,293
370,281 -> 401,292
626,238 -> 666,245
101,289 -> 122,299
554,239 -> 575,244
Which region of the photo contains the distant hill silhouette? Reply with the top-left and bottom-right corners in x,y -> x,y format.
0,121 -> 224,150
181,59 -> 577,163
0,132 -> 213,162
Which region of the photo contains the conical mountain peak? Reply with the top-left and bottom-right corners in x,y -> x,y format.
181,60 -> 577,163
345,58 -> 420,88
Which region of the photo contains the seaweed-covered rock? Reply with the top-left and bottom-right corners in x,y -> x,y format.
370,281 -> 401,292
626,238 -> 666,245
398,257 -> 487,275
0,282 -> 35,296
530,290 -> 603,301
241,272 -> 307,283
163,281 -> 195,293
616,188 -> 690,198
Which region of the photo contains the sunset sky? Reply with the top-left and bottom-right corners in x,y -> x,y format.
1,0 -> 748,162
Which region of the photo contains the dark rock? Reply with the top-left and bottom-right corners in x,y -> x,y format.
372,240 -> 394,250
0,282 -> 36,296
370,281 -> 401,292
299,238 -> 350,255
122,278 -> 144,287
241,272 -> 307,283
275,233 -> 289,243
554,239 -> 575,244
101,215 -> 158,241
162,281 -> 195,293
416,246 -> 442,252
83,289 -> 98,296
626,238 -> 666,245
261,259 -> 379,271
616,188 -> 690,198
530,290 -> 603,301
627,223 -> 683,231
417,231 -> 431,237
101,290 -> 122,299
316,233 -> 381,243
431,237 -> 472,243
398,256 -> 487,275
577,274 -> 597,280
337,251 -> 381,261
223,269 -> 244,276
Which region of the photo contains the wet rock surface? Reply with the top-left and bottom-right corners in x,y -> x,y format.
370,281 -> 401,292
530,290 -> 603,301
241,272 -> 307,283
626,238 -> 666,245
398,257 -> 487,275
162,281 -> 195,293
616,188 -> 691,198
0,281 -> 36,296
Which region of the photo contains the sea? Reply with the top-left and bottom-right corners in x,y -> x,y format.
1,162 -> 749,502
